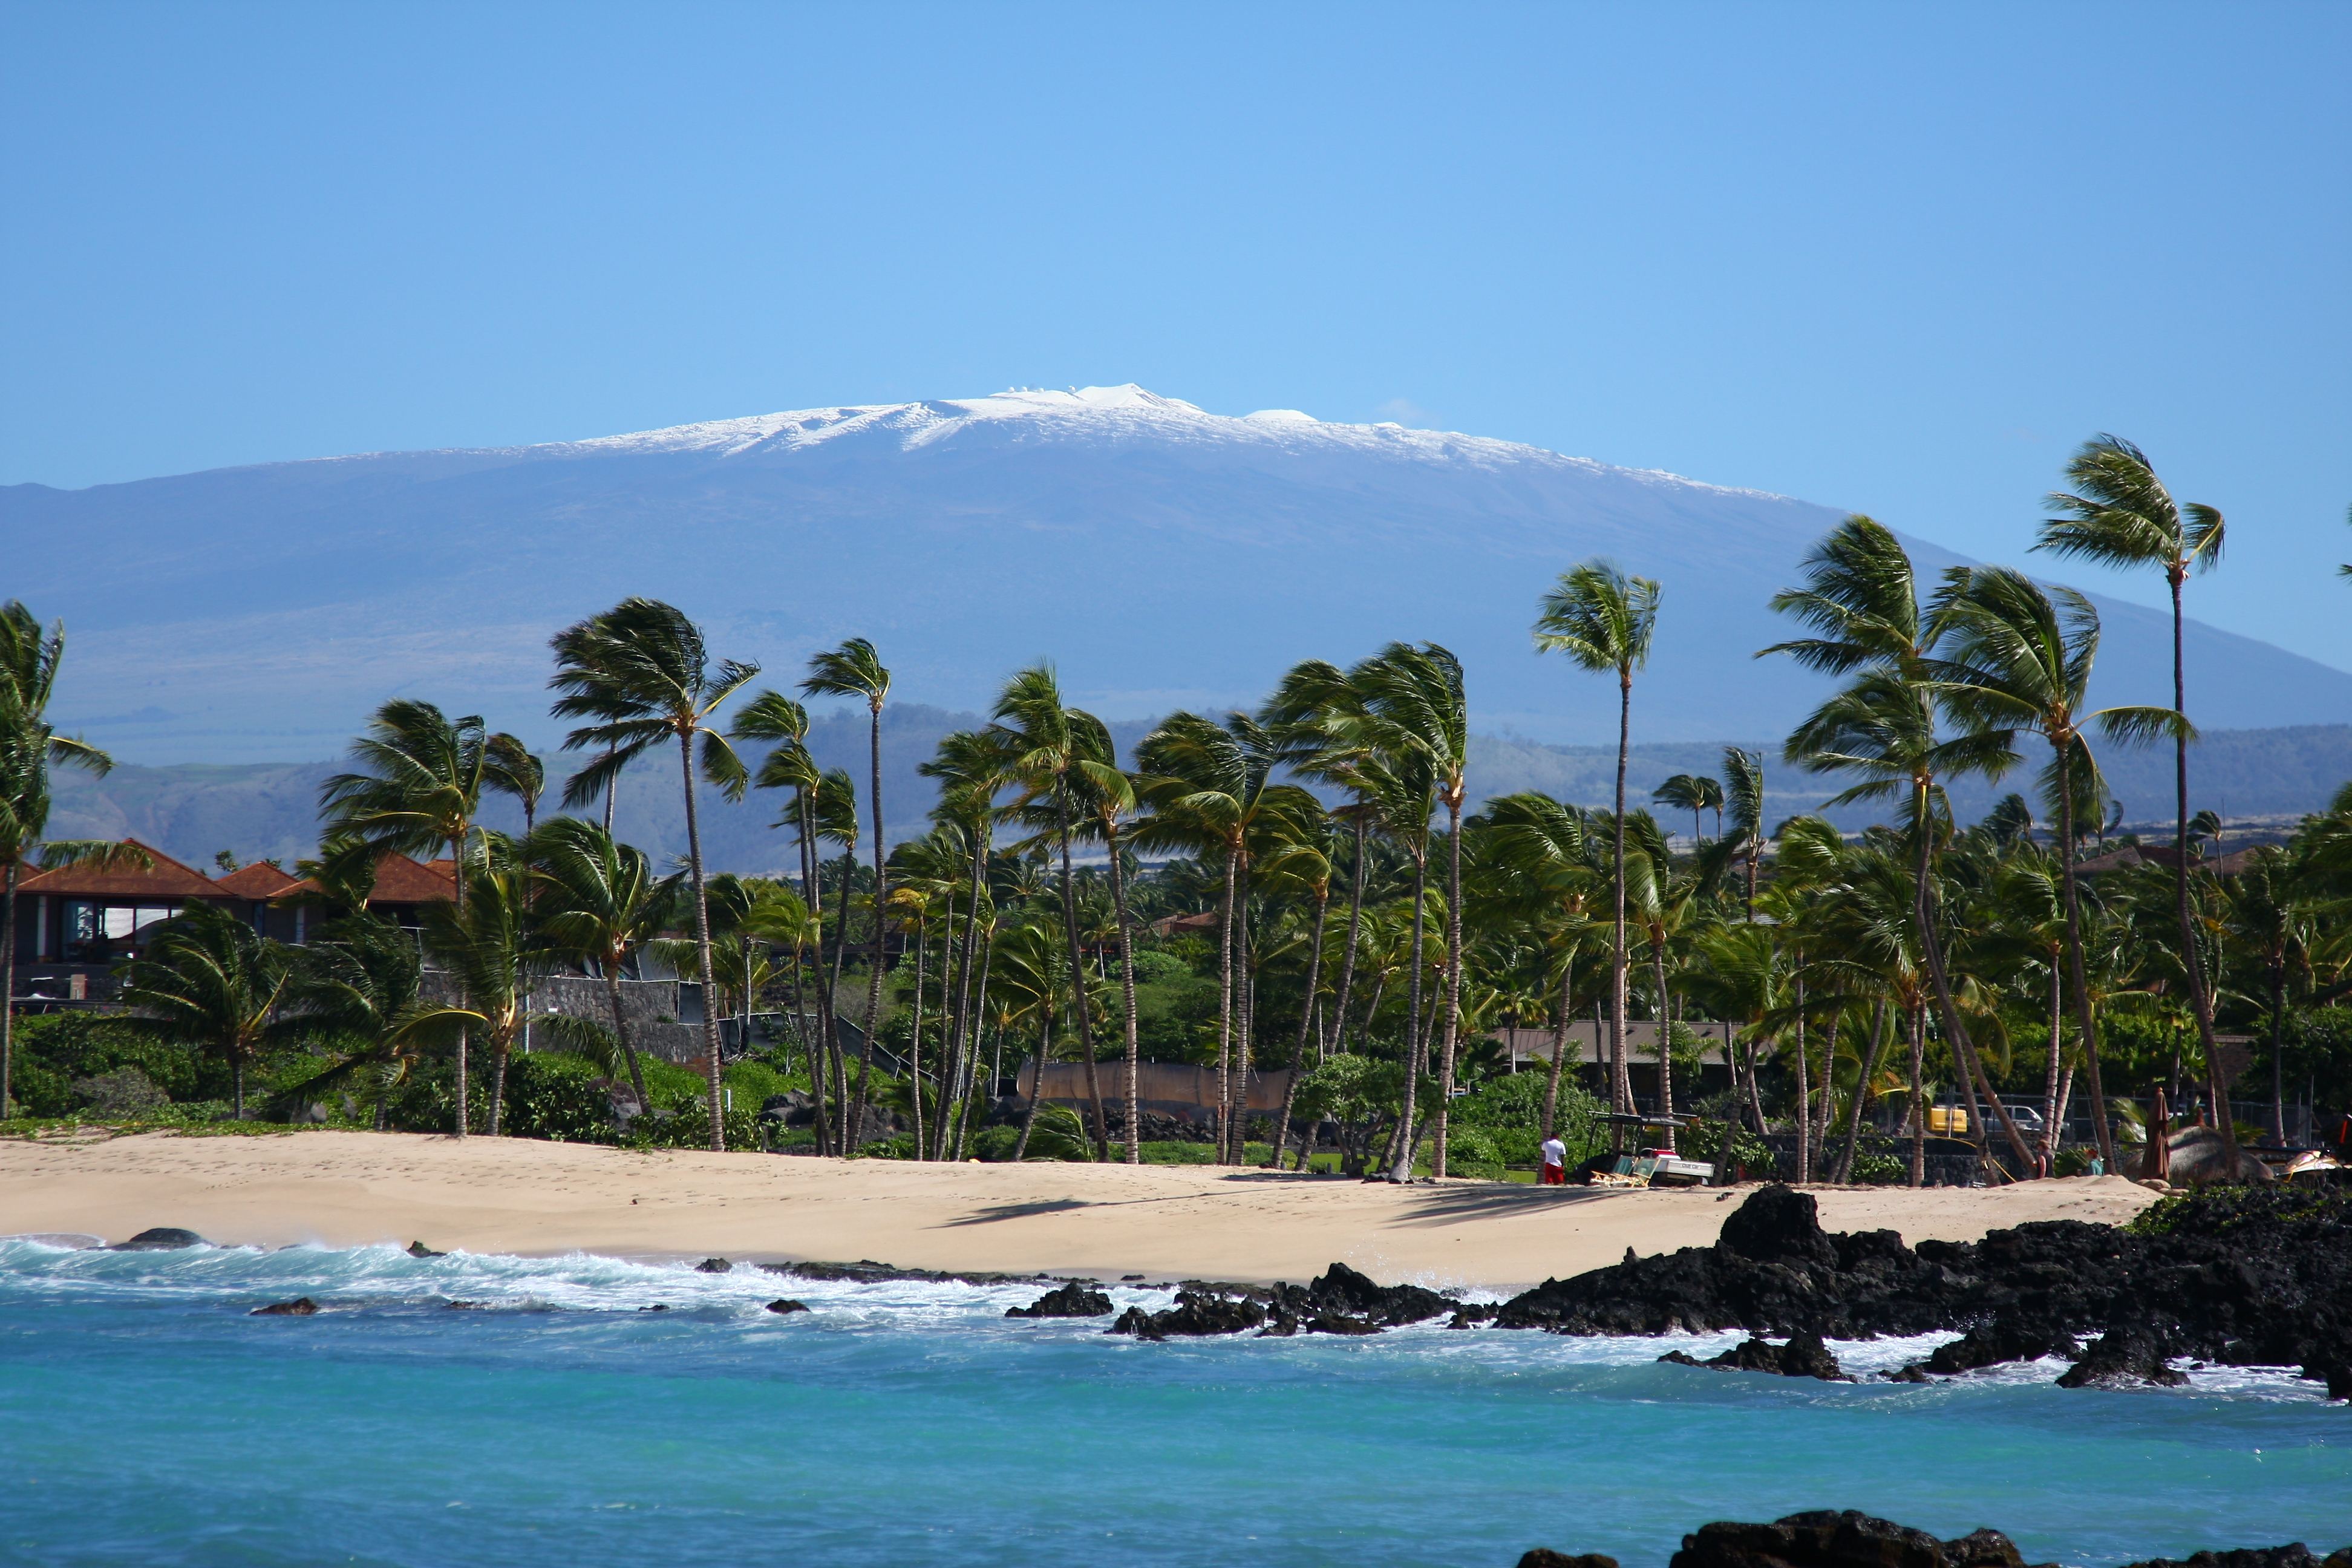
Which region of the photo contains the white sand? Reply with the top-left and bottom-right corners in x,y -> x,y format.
0,1131 -> 2158,1290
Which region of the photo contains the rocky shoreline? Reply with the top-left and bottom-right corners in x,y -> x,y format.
1514,1512 -> 2350,1568
1001,1183 -> 2351,1400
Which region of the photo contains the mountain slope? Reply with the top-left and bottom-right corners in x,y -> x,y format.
9,384 -> 2347,762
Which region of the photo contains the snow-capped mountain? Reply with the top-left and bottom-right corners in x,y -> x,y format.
8,384 -> 2347,762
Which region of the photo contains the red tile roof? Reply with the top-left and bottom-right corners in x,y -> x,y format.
281,852 -> 456,907
16,839 -> 227,902
212,862 -> 302,898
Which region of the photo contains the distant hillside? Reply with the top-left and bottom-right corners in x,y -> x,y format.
47,717 -> 2352,874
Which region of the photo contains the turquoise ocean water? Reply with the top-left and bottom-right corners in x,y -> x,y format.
2,1238 -> 2345,1568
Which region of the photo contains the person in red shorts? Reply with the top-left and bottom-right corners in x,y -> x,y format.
1539,1134 -> 1567,1184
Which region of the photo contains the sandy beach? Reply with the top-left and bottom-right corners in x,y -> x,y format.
0,1131 -> 2160,1289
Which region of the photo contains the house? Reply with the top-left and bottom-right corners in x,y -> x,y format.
9,841 -> 458,1005
10,840 -> 235,1001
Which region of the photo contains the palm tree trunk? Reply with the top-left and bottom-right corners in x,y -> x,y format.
1051,791 -> 1109,1163
1104,826 -> 1143,1166
1013,1009 -> 1051,1161
1814,1008 -> 1838,1178
796,797 -> 832,1157
1331,809 -> 1370,1054
1541,949 -> 1575,1142
1907,1002 -> 1926,1187
1834,999 -> 1892,1183
1791,974 -> 1810,1184
2170,573 -> 2242,1177
1433,797 -> 1466,1178
676,734 -> 728,1152
605,964 -> 650,1115
449,831 -> 469,1138
909,912 -> 926,1159
1653,943 -> 1676,1142
940,830 -> 988,1161
1237,916 -> 1258,1163
1610,671 -> 1632,1140
2042,956 -> 2063,1169
847,713 -> 889,1149
831,848 -> 856,1150
1387,831 -> 1432,1182
2269,962 -> 2287,1147
1275,889 -> 1328,1171
1214,846 -> 1238,1165
2056,737 -> 2118,1172
234,1055 -> 246,1122
1910,783 -> 2039,1170
488,1035 -> 512,1137
1,860 -> 17,1118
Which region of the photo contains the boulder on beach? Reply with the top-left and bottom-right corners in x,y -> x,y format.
2158,1128 -> 2276,1187
111,1227 -> 207,1251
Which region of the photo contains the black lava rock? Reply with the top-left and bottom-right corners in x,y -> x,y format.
2118,1549 -> 2352,1568
1670,1511 -> 2033,1568
696,1258 -> 732,1273
764,1299 -> 809,1315
2057,1328 -> 2188,1388
112,1227 -> 206,1251
1659,1331 -> 1850,1381
1007,1283 -> 1114,1319
1491,1184 -> 2352,1397
1518,1553 -> 1621,1568
407,1241 -> 445,1258
250,1298 -> 319,1316
1108,1291 -> 1268,1339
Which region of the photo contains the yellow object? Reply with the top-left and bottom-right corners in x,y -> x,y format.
1927,1106 -> 1970,1135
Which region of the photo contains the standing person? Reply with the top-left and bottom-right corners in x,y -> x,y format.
1539,1132 -> 1568,1185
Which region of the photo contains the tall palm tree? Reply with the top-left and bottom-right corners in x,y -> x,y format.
526,815 -> 680,1117
550,599 -> 757,1152
1355,643 -> 1471,1177
320,699 -> 524,1134
1063,715 -> 1148,1165
2037,436 -> 2236,1166
117,901 -> 292,1120
485,735 -> 546,834
1534,561 -> 1660,1140
0,603 -> 129,1116
800,639 -> 893,1145
990,666 -> 1117,1161
1934,565 -> 2192,1174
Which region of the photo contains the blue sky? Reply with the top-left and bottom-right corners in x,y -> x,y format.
4,3 -> 2347,670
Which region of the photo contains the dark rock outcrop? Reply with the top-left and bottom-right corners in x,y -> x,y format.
111,1227 -> 206,1251
764,1299 -> 809,1315
2056,1329 -> 2189,1389
1662,1331 -> 1850,1381
406,1241 -> 446,1258
2118,1549 -> 2352,1568
1007,1283 -> 1114,1319
1490,1184 -> 2352,1396
250,1297 -> 319,1316
696,1258 -> 732,1273
1517,1553 -> 1621,1568
1667,1512 -> 2042,1568
762,1258 -> 1047,1287
1110,1291 -> 1268,1339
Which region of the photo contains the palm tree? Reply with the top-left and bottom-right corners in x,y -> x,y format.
920,729 -> 1011,1160
319,699 -> 518,1134
1062,716 -> 1148,1165
1354,643 -> 1471,1176
2037,436 -> 2236,1167
549,599 -> 758,1152
526,815 -> 679,1117
407,843 -> 539,1135
1707,747 -> 1767,917
990,666 -> 1117,1161
1534,561 -> 1660,1141
1133,711 -> 1318,1163
0,603 -> 130,1116
2220,847 -> 2310,1147
1263,658 -> 1399,1061
1256,814 -> 1335,1169
800,639 -> 893,1146
1934,565 -> 2192,1174
274,915 -> 427,1130
1652,773 -> 1723,849
486,735 -> 546,833
117,901 -> 292,1120
1473,792 -> 1601,1143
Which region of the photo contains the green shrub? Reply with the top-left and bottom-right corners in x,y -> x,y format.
501,1053 -> 617,1142
6,1012 -> 212,1116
